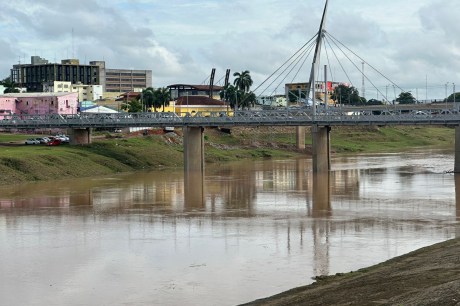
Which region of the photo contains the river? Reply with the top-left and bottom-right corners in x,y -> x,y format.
0,150 -> 459,306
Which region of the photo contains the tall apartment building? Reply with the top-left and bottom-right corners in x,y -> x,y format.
11,56 -> 152,95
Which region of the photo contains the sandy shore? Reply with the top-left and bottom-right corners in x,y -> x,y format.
242,238 -> 460,305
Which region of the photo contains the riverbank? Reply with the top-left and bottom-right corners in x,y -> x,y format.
243,237 -> 460,305
0,125 -> 454,185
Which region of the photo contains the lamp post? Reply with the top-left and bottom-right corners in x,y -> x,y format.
445,82 -> 449,109
454,83 -> 456,110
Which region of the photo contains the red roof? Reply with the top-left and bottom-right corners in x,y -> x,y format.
116,92 -> 141,101
176,96 -> 226,106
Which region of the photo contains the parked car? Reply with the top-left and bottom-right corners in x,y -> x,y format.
55,135 -> 69,143
25,138 -> 40,145
47,138 -> 61,146
37,137 -> 51,144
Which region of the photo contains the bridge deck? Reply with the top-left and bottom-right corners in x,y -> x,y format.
1,107 -> 460,129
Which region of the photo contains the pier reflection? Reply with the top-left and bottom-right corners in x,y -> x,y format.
456,174 -> 460,222
312,173 -> 331,217
184,171 -> 205,209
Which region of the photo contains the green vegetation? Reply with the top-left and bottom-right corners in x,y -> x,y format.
0,125 -> 455,185
330,126 -> 454,153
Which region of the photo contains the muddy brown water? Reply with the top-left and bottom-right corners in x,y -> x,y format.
1,149 -> 459,306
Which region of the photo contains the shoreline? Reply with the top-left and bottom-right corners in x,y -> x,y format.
242,237 -> 460,305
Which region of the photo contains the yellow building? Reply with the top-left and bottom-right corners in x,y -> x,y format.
173,96 -> 230,116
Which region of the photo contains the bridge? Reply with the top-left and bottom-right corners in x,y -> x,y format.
2,104 -> 460,175
2,104 -> 459,129
4,0 -> 459,176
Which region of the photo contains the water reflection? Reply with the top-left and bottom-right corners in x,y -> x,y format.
184,171 -> 205,209
456,174 -> 460,221
0,150 -> 459,306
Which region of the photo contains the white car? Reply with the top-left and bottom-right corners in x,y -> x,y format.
55,135 -> 70,143
25,138 -> 40,145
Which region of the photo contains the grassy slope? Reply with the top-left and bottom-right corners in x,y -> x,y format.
0,126 -> 454,185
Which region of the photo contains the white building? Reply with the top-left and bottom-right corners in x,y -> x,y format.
43,81 -> 103,101
256,95 -> 287,107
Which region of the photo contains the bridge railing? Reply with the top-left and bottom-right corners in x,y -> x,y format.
0,108 -> 460,129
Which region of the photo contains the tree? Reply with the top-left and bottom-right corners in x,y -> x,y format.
446,92 -> 460,102
1,77 -> 20,93
396,92 -> 416,104
141,87 -> 155,111
239,91 -> 256,110
330,84 -> 364,105
220,84 -> 238,109
121,98 -> 143,112
154,87 -> 171,112
366,99 -> 384,105
233,70 -> 253,93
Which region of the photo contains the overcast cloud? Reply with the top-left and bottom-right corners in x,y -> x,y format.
1,0 -> 459,99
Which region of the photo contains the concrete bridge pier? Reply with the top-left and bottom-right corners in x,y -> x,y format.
455,126 -> 460,173
68,128 -> 92,145
312,125 -> 331,173
296,126 -> 306,149
183,126 -> 205,175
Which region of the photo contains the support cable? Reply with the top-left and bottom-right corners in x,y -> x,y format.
325,31 -> 405,93
252,35 -> 316,94
257,39 -> 316,97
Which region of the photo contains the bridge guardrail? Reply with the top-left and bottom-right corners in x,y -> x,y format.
0,109 -> 460,129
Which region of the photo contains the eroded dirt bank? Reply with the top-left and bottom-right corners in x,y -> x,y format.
243,238 -> 460,306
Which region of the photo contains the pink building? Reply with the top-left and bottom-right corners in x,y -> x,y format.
0,92 -> 78,115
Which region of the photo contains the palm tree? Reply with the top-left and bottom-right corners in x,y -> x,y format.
233,70 -> 253,93
154,87 -> 171,112
1,77 -> 20,93
141,87 -> 155,111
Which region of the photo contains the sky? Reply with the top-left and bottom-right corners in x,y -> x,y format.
1,0 -> 460,100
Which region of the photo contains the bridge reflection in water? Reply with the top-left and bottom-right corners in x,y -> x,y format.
0,153 -> 459,306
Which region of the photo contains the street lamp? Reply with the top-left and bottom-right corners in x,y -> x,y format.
453,83 -> 456,110
445,82 -> 449,109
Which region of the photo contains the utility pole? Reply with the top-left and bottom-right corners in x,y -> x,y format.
361,61 -> 365,99
324,64 -> 328,110
454,83 -> 456,109
385,85 -> 388,103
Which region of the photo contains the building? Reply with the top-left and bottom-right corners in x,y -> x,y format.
0,92 -> 78,115
174,96 -> 228,115
11,56 -> 152,95
256,95 -> 287,107
43,81 -> 72,93
167,84 -> 223,100
71,83 -> 103,101
285,81 -> 344,105
43,81 -> 103,102
11,58 -> 99,92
